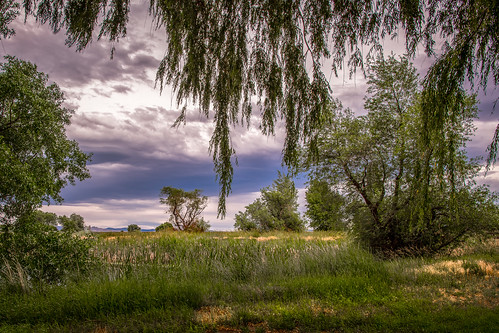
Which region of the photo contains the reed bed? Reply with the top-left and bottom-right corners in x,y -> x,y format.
90,231 -> 376,283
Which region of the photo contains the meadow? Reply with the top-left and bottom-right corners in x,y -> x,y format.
0,231 -> 497,332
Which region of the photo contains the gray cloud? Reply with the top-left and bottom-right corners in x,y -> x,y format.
1,4 -> 162,89
112,84 -> 133,94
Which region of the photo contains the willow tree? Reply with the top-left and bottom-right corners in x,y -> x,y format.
4,0 -> 497,216
304,56 -> 497,255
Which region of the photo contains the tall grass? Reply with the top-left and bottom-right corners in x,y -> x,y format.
0,231 -> 497,332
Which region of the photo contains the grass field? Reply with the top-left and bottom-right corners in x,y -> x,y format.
0,231 -> 497,332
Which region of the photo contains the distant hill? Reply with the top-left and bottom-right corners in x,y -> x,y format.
89,226 -> 155,232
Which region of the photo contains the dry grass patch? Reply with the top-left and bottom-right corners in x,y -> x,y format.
301,236 -> 342,241
92,327 -> 114,333
409,258 -> 499,308
417,260 -> 499,278
211,235 -> 342,242
195,306 -> 233,325
309,299 -> 336,316
434,282 -> 498,308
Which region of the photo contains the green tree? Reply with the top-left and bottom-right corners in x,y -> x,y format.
127,224 -> 141,232
159,187 -> 210,231
234,172 -> 305,232
234,198 -> 274,231
4,1 -> 497,215
305,179 -> 346,231
155,222 -> 174,232
60,213 -> 85,233
0,213 -> 93,286
0,56 -> 91,222
32,210 -> 58,229
304,56 -> 497,255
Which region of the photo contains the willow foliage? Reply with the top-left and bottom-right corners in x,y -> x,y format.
6,0 -> 498,216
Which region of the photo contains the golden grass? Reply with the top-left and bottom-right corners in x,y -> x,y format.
92,327 -> 114,333
408,257 -> 499,308
417,260 -> 499,278
211,235 -> 342,242
194,306 -> 233,325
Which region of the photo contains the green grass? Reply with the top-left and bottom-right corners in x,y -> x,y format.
0,232 -> 497,332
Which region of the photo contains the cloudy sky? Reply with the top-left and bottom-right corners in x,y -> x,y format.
2,2 -> 498,230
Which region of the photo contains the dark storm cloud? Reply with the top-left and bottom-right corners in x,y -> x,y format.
62,104 -> 284,205
61,151 -> 282,205
1,4 -> 161,88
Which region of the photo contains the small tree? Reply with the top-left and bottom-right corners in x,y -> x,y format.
305,179 -> 347,231
234,172 -> 305,232
60,213 -> 85,233
32,210 -> 58,229
159,187 -> 209,231
127,224 -> 141,232
234,199 -> 273,231
155,222 -> 174,232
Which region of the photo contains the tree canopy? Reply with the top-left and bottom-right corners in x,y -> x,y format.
304,56 -> 498,255
0,0 -> 17,39
127,224 -> 141,232
305,179 -> 346,231
234,172 -> 304,231
159,187 -> 210,231
60,213 -> 86,233
0,56 -> 91,222
2,0 -> 497,216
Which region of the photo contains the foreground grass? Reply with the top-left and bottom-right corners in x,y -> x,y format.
0,231 -> 497,332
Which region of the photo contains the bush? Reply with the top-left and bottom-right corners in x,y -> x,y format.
191,217 -> 210,232
0,214 -> 94,288
234,172 -> 305,232
127,224 -> 141,232
351,185 -> 499,256
156,222 -> 174,232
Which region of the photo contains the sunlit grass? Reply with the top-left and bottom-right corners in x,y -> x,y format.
0,231 -> 497,332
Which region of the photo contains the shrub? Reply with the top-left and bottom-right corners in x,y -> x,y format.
0,213 -> 94,288
127,224 -> 141,232
156,222 -> 174,232
234,172 -> 305,232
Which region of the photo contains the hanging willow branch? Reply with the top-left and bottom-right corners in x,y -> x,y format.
6,0 -> 498,216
